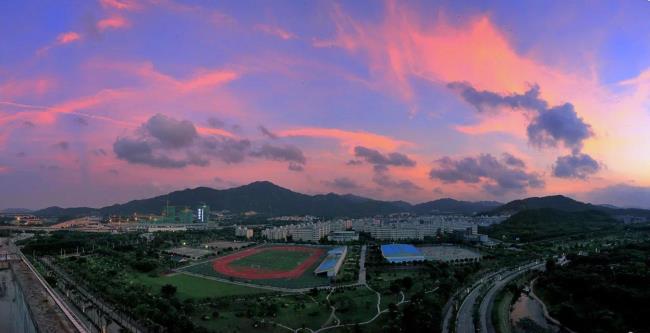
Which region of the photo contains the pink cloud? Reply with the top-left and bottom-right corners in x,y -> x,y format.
97,16 -> 130,31
99,0 -> 139,11
36,31 -> 82,56
1,61 -> 243,135
316,2 -> 601,112
179,70 -> 239,91
454,110 -> 528,139
57,32 -> 81,44
254,24 -> 296,40
196,127 -> 235,138
0,77 -> 55,99
278,127 -> 411,151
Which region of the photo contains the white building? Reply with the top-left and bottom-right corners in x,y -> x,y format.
328,230 -> 359,242
261,216 -> 485,243
235,226 -> 254,239
261,220 -> 351,243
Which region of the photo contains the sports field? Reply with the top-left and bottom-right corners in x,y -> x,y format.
212,245 -> 325,279
229,249 -> 312,271
181,245 -> 331,289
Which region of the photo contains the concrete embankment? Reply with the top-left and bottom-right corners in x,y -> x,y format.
11,259 -> 79,333
0,268 -> 37,333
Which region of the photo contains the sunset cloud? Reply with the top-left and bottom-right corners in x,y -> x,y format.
278,127 -> 410,151
99,0 -> 139,11
254,24 -> 296,40
3,1 -> 650,208
57,32 -> 81,44
429,154 -> 544,195
97,16 -> 130,31
36,31 -> 81,55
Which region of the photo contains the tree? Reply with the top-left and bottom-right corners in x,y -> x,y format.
389,282 -> 401,294
401,276 -> 413,291
161,284 -> 177,298
545,258 -> 556,272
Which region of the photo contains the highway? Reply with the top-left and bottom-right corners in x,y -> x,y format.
455,281 -> 482,333
479,263 -> 543,333
453,271 -> 503,333
450,261 -> 541,333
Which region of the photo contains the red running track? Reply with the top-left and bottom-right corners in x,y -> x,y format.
212,246 -> 325,280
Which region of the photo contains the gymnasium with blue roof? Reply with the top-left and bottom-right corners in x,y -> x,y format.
381,244 -> 425,263
314,246 -> 347,278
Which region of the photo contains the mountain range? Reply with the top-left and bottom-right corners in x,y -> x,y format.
25,181 -> 650,219
31,181 -> 501,218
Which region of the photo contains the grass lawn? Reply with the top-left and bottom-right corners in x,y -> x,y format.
193,292 -> 331,332
273,293 -> 330,331
330,287 -> 379,324
230,250 -> 312,271
132,272 -> 269,299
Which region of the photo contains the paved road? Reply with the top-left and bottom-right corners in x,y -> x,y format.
451,262 -> 541,333
455,281 -> 484,333
480,263 -> 543,333
358,245 -> 367,285
448,269 -> 504,333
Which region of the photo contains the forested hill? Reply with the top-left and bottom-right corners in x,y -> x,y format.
486,208 -> 619,242
486,195 -> 650,219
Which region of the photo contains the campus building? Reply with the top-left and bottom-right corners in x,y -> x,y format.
261,215 -> 488,243
196,204 -> 210,223
351,216 -> 478,241
261,220 -> 351,242
235,226 -> 254,239
327,230 -> 359,243
314,246 -> 348,278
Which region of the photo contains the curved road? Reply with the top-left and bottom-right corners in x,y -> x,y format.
451,262 -> 541,333
480,263 -> 543,333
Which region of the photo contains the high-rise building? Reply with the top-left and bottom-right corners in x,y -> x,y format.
197,204 -> 210,223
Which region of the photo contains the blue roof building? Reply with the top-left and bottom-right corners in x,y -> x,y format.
381,244 -> 425,263
314,246 -> 348,278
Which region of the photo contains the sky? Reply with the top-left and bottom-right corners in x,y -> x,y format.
2,0 -> 650,209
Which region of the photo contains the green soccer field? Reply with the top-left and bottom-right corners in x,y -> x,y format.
230,249 -> 312,271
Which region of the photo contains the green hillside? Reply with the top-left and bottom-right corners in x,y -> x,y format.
486,208 -> 619,242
